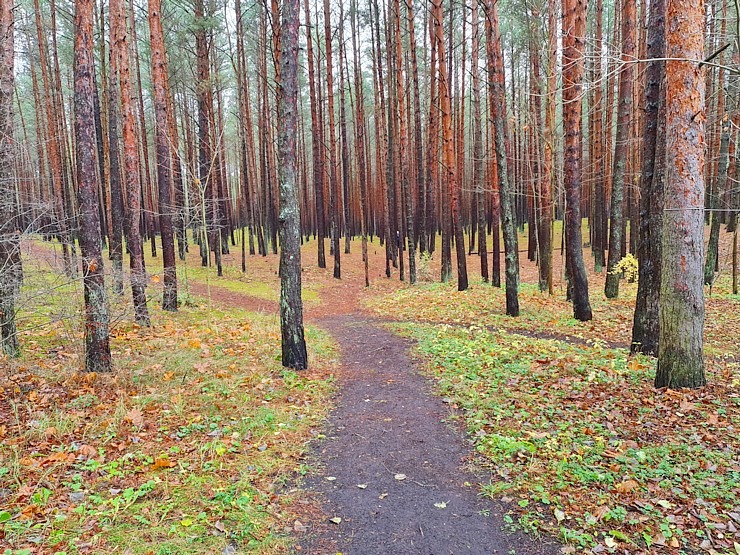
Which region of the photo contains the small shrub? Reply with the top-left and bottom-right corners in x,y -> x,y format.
611,253 -> 638,283
418,251 -> 434,282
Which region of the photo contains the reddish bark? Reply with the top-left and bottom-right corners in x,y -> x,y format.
562,0 -> 593,320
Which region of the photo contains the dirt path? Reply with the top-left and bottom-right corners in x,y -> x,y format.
185,277 -> 560,553
294,314 -> 559,555
184,274 -> 560,553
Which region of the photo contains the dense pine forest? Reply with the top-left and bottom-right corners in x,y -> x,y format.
0,0 -> 738,551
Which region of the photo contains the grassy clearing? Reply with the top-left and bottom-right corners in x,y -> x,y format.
391,322 -> 740,554
1,257 -> 336,555
141,240 -> 321,306
367,274 -> 739,357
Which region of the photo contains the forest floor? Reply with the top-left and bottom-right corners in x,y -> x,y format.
1,228 -> 739,555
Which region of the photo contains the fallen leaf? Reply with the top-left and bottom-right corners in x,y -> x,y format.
294,520 -> 307,532
615,479 -> 639,494
126,407 -> 144,427
77,444 -> 98,460
434,501 -> 447,509
153,457 -> 176,469
593,505 -> 609,521
329,517 -> 342,524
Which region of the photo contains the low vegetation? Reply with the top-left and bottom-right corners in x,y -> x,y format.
0,259 -> 336,555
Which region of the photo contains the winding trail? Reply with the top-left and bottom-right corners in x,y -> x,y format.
295,314 -> 559,555
189,277 -> 559,554
28,240 -> 559,552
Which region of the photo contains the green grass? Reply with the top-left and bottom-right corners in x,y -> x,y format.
392,322 -> 740,553
139,243 -> 322,306
1,257 -> 336,555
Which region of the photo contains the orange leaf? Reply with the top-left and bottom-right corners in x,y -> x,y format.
615,479 -> 639,494
153,457 -> 176,469
77,444 -> 98,460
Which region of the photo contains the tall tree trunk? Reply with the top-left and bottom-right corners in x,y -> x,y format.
394,0 -> 417,283
278,0 -> 308,369
108,0 -> 125,294
195,0 -> 216,270
453,3 -> 468,290
631,0 -> 665,355
704,114 -> 730,285
656,0 -> 706,388
562,0 -> 593,321
605,0 -> 636,298
433,0 -> 456,286
540,0 -> 556,294
591,0 -> 606,272
148,0 -> 178,310
338,9 -> 352,256
74,0 -> 112,371
303,0 -> 326,268
0,0 -> 22,356
425,2 -> 441,270
113,0 -> 150,326
471,0 -> 488,283
128,0 -> 157,259
407,0 -> 425,256
323,0 -> 341,279
485,0 -> 517,311
34,0 -> 72,274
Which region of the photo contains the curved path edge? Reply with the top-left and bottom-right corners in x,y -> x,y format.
294,313 -> 560,555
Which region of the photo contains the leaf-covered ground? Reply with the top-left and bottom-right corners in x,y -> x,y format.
390,322 -> 739,554
366,278 -> 738,359
4,231 -> 738,555
0,254 -> 336,555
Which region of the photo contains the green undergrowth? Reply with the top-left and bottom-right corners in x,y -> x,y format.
177,263 -> 320,305
368,280 -> 634,343
1,272 -> 336,554
142,244 -> 321,306
391,323 -> 740,554
368,278 -> 739,357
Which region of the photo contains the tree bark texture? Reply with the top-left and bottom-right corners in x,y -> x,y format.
486,0 -> 518,313
113,0 -> 150,325
656,0 -> 706,388
0,1 -> 22,356
148,0 -> 178,311
74,0 -> 112,372
605,0 -> 636,298
278,0 -> 308,370
631,0 -> 665,355
562,0 -> 593,321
